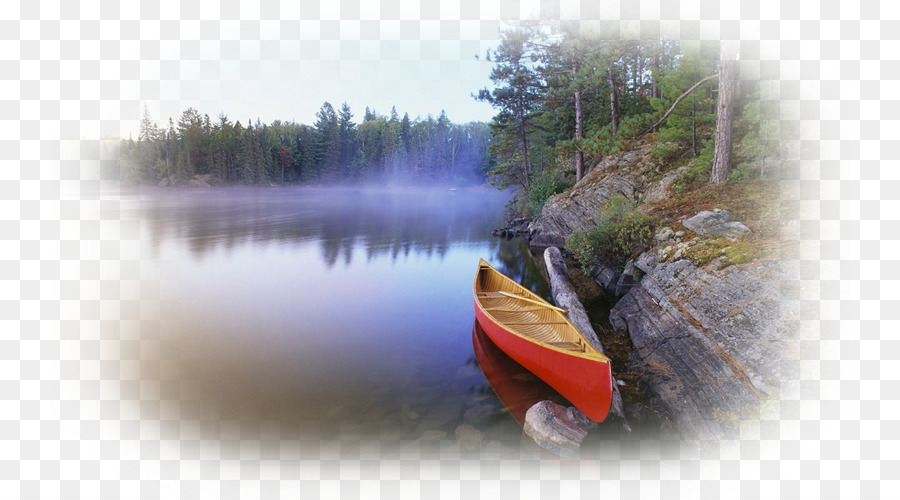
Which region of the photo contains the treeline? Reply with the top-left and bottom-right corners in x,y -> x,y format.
477,27 -> 779,214
118,103 -> 492,186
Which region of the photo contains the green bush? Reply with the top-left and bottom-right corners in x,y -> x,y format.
671,144 -> 714,196
617,113 -> 657,138
565,195 -> 657,270
651,141 -> 685,163
521,168 -> 574,217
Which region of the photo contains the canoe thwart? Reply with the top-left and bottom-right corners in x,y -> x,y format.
496,291 -> 569,314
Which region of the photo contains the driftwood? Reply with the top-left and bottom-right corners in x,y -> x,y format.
543,247 -> 629,428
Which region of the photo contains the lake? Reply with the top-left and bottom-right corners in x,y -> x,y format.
119,185 -> 570,456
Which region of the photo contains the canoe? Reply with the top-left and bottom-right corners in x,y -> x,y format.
473,258 -> 613,422
472,320 -> 569,425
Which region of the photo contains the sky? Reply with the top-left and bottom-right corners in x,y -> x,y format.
129,16 -> 504,139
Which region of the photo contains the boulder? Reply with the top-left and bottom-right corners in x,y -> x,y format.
634,251 -> 658,274
523,400 -> 597,458
609,257 -> 797,446
592,266 -> 621,296
614,260 -> 642,297
682,209 -> 751,241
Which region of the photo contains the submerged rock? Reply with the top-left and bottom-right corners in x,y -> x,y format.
523,400 -> 597,458
454,424 -> 484,451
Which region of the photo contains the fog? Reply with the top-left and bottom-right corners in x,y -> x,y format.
115,185 -> 547,453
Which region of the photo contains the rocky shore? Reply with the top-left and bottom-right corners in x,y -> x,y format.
515,139 -> 795,450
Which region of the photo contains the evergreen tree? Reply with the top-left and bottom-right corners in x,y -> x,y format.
476,27 -> 544,189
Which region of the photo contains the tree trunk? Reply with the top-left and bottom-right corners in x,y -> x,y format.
651,52 -> 660,99
574,63 -> 584,182
520,119 -> 531,190
710,44 -> 737,184
607,65 -> 619,136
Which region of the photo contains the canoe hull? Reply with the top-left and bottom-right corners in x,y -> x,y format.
474,302 -> 613,422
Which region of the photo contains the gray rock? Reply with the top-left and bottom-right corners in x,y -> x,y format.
462,404 -> 498,426
592,266 -> 622,296
655,226 -> 675,242
609,258 -> 798,446
634,251 -> 658,274
523,400 -> 596,458
454,424 -> 483,451
614,260 -> 644,296
643,167 -> 685,204
682,209 -> 752,241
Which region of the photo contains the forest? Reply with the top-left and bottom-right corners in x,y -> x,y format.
476,27 -> 779,215
118,27 -> 778,196
118,104 -> 492,186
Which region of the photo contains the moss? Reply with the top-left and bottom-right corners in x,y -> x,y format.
721,240 -> 770,267
674,236 -> 771,269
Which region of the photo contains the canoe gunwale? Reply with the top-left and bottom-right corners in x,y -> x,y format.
473,259 -> 610,362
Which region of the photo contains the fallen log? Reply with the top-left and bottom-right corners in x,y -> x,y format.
543,246 -> 629,428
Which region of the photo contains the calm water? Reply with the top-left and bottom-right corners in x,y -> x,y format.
122,186 -> 562,453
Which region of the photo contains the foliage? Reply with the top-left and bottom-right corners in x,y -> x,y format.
730,82 -> 782,180
565,195 -> 658,270
477,30 -> 767,197
476,27 -> 545,190
119,105 -> 491,186
520,167 -> 575,217
671,144 -> 714,196
649,41 -> 719,163
478,30 -> 674,191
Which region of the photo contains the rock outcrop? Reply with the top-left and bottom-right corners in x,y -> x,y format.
609,255 -> 795,444
526,136 -> 793,449
528,142 -> 662,248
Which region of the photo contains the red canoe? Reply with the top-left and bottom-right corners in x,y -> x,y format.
472,320 -> 571,425
473,258 -> 613,422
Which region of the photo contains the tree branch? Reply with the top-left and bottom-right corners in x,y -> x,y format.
639,73 -> 718,136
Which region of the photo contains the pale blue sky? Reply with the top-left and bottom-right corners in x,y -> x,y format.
134,18 -> 503,138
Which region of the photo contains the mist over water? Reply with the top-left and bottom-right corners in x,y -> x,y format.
120,185 -> 558,452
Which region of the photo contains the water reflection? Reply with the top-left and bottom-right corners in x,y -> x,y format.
119,185 -> 558,453
130,186 -> 512,267
471,321 -> 569,424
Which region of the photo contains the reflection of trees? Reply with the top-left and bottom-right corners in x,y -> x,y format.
490,238 -> 552,299
133,187 -> 511,267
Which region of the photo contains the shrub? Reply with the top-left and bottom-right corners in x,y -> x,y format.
565,195 -> 658,270
671,144 -> 713,196
521,168 -> 574,217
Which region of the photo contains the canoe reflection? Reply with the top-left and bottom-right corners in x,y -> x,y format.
472,320 -> 570,425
